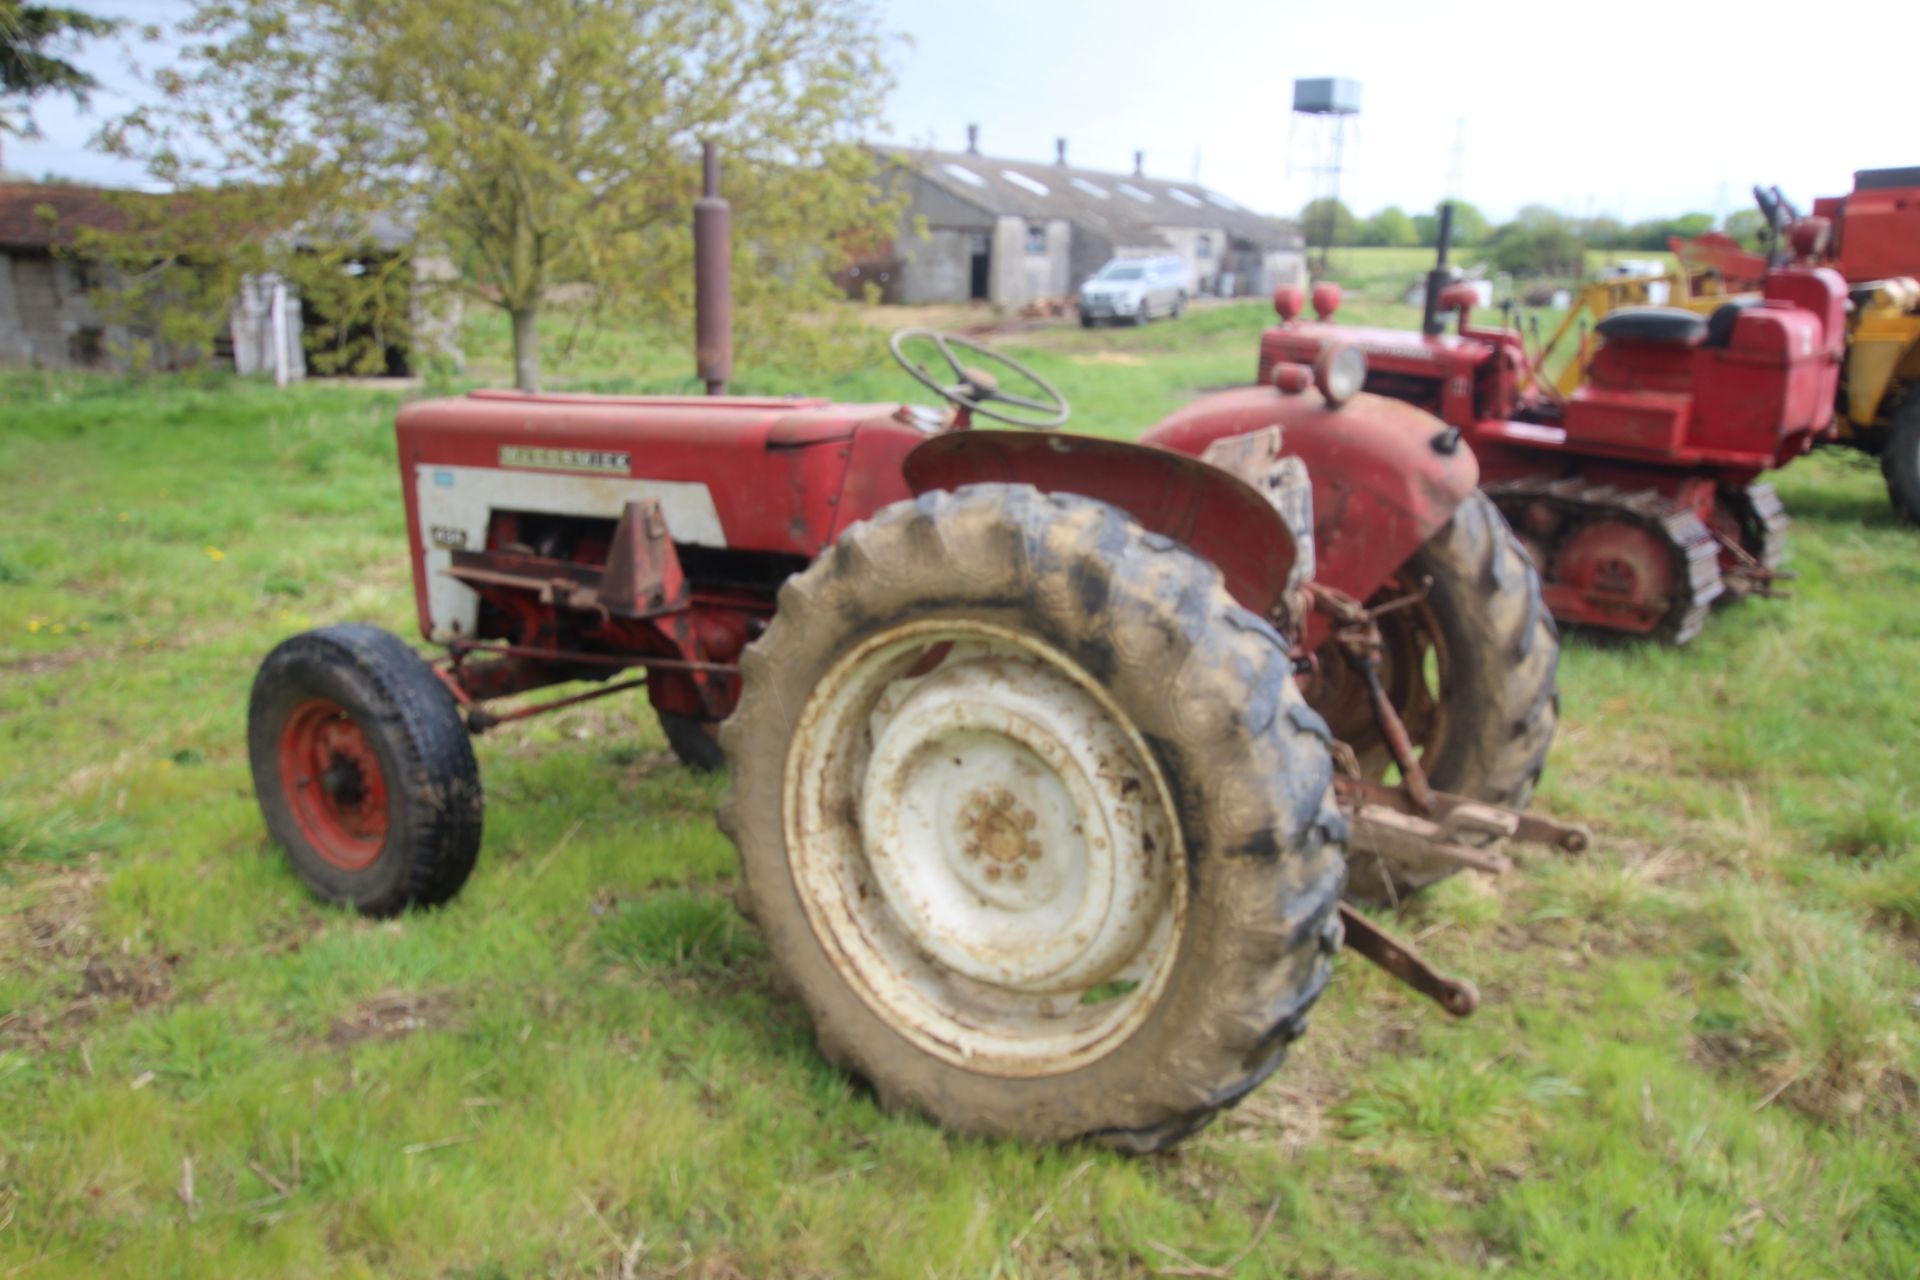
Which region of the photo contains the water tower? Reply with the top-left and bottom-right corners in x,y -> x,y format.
1291,77 -> 1361,273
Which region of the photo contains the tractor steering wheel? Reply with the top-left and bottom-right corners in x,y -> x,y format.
888,329 -> 1070,429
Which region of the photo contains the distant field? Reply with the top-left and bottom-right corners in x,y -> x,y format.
2,306 -> 1916,1277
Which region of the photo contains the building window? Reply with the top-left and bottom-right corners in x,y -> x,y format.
1025,222 -> 1047,255
1196,234 -> 1213,259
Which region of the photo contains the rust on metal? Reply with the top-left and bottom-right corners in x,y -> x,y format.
598,498 -> 691,617
446,639 -> 737,674
1335,775 -> 1592,857
1338,903 -> 1479,1017
1309,581 -> 1438,812
464,675 -> 650,733
694,140 -> 733,394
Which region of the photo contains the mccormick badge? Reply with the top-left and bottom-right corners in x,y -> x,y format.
498,445 -> 631,475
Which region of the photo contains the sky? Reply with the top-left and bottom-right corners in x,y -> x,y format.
8,0 -> 1916,225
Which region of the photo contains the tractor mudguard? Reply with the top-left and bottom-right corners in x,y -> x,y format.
1140,387 -> 1479,610
902,430 -> 1299,620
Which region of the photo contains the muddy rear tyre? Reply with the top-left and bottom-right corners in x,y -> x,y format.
248,624 -> 483,916
719,485 -> 1346,1150
1884,398 -> 1920,525
1317,490 -> 1559,904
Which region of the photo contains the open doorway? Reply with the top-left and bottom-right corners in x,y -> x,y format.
968,232 -> 991,301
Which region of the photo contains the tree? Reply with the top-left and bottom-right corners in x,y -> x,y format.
1413,200 -> 1489,248
1299,197 -> 1356,250
101,0 -> 896,389
0,1 -> 121,134
1489,205 -> 1585,277
1725,208 -> 1769,252
1360,205 -> 1416,248
1669,212 -> 1714,241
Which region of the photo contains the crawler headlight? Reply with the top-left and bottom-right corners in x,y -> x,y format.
1313,343 -> 1366,408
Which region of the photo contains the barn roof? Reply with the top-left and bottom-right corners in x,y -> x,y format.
0,183 -> 135,251
884,148 -> 1302,251
0,182 -> 415,255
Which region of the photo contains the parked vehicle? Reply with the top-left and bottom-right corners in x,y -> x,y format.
1078,256 -> 1188,326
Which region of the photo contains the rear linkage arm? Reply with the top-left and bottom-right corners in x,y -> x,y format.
1303,582 -> 1592,1017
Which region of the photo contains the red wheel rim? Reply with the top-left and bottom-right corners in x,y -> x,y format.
278,698 -> 390,870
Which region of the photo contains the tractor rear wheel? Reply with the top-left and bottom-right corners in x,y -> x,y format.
248,624 -> 483,915
1307,490 -> 1559,904
719,485 -> 1346,1150
1884,397 -> 1920,525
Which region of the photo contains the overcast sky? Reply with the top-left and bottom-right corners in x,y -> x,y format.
8,0 -> 1914,224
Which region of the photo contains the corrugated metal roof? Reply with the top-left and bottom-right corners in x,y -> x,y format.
886,148 -> 1302,251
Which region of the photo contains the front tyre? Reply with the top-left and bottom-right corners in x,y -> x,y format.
719,485 -> 1346,1150
1308,490 -> 1559,903
248,624 -> 483,915
1884,397 -> 1920,525
659,712 -> 727,772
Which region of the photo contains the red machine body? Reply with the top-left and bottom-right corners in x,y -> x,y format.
1810,166 -> 1920,284
1252,266 -> 1849,640
394,376 -> 1471,722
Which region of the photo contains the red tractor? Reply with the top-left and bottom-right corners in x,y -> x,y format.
247,317 -> 1585,1148
1257,205 -> 1849,643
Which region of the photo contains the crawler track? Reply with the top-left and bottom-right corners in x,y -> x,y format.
1485,477 -> 1723,645
1713,482 -> 1792,598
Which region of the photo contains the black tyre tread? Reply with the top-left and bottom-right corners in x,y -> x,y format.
1342,490 -> 1560,903
248,623 -> 482,915
717,484 -> 1347,1150
659,712 -> 727,773
1884,397 -> 1920,525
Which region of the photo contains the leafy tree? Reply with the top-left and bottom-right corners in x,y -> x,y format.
1579,215 -> 1625,251
1299,197 -> 1356,249
1489,205 -> 1585,277
1413,200 -> 1489,248
1668,212 -> 1714,241
1725,208 -> 1770,252
1359,205 -> 1416,248
98,0 -> 896,388
0,1 -> 121,134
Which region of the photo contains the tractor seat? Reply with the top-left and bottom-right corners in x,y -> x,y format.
1703,297 -> 1763,349
1594,307 -> 1708,346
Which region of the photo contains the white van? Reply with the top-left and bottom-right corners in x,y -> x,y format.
1078,257 -> 1190,327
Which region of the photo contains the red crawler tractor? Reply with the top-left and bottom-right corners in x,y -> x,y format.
249,171 -> 1584,1148
1258,205 -> 1849,643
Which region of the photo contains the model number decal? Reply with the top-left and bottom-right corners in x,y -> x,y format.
499,445 -> 630,475
429,525 -> 469,549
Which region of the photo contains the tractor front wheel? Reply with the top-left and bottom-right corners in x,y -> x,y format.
1884,397 -> 1920,525
1307,490 -> 1560,903
249,624 -> 483,915
720,485 -> 1346,1150
659,712 -> 727,772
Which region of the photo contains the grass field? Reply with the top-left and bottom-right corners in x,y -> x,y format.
2,301 -> 1917,1278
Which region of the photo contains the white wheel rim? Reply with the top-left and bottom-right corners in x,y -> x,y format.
784,619 -> 1185,1077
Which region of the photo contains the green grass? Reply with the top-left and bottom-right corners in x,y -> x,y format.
2,309 -> 1917,1278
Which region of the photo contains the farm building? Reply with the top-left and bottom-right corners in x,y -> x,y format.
0,183 -> 130,368
862,134 -> 1305,307
0,181 -> 460,377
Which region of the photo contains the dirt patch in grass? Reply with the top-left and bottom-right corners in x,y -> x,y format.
1,866 -> 104,966
1067,351 -> 1145,367
327,989 -> 458,1046
77,951 -> 177,1010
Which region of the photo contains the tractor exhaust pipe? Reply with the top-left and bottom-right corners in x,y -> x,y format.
1422,201 -> 1455,337
694,141 -> 733,395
